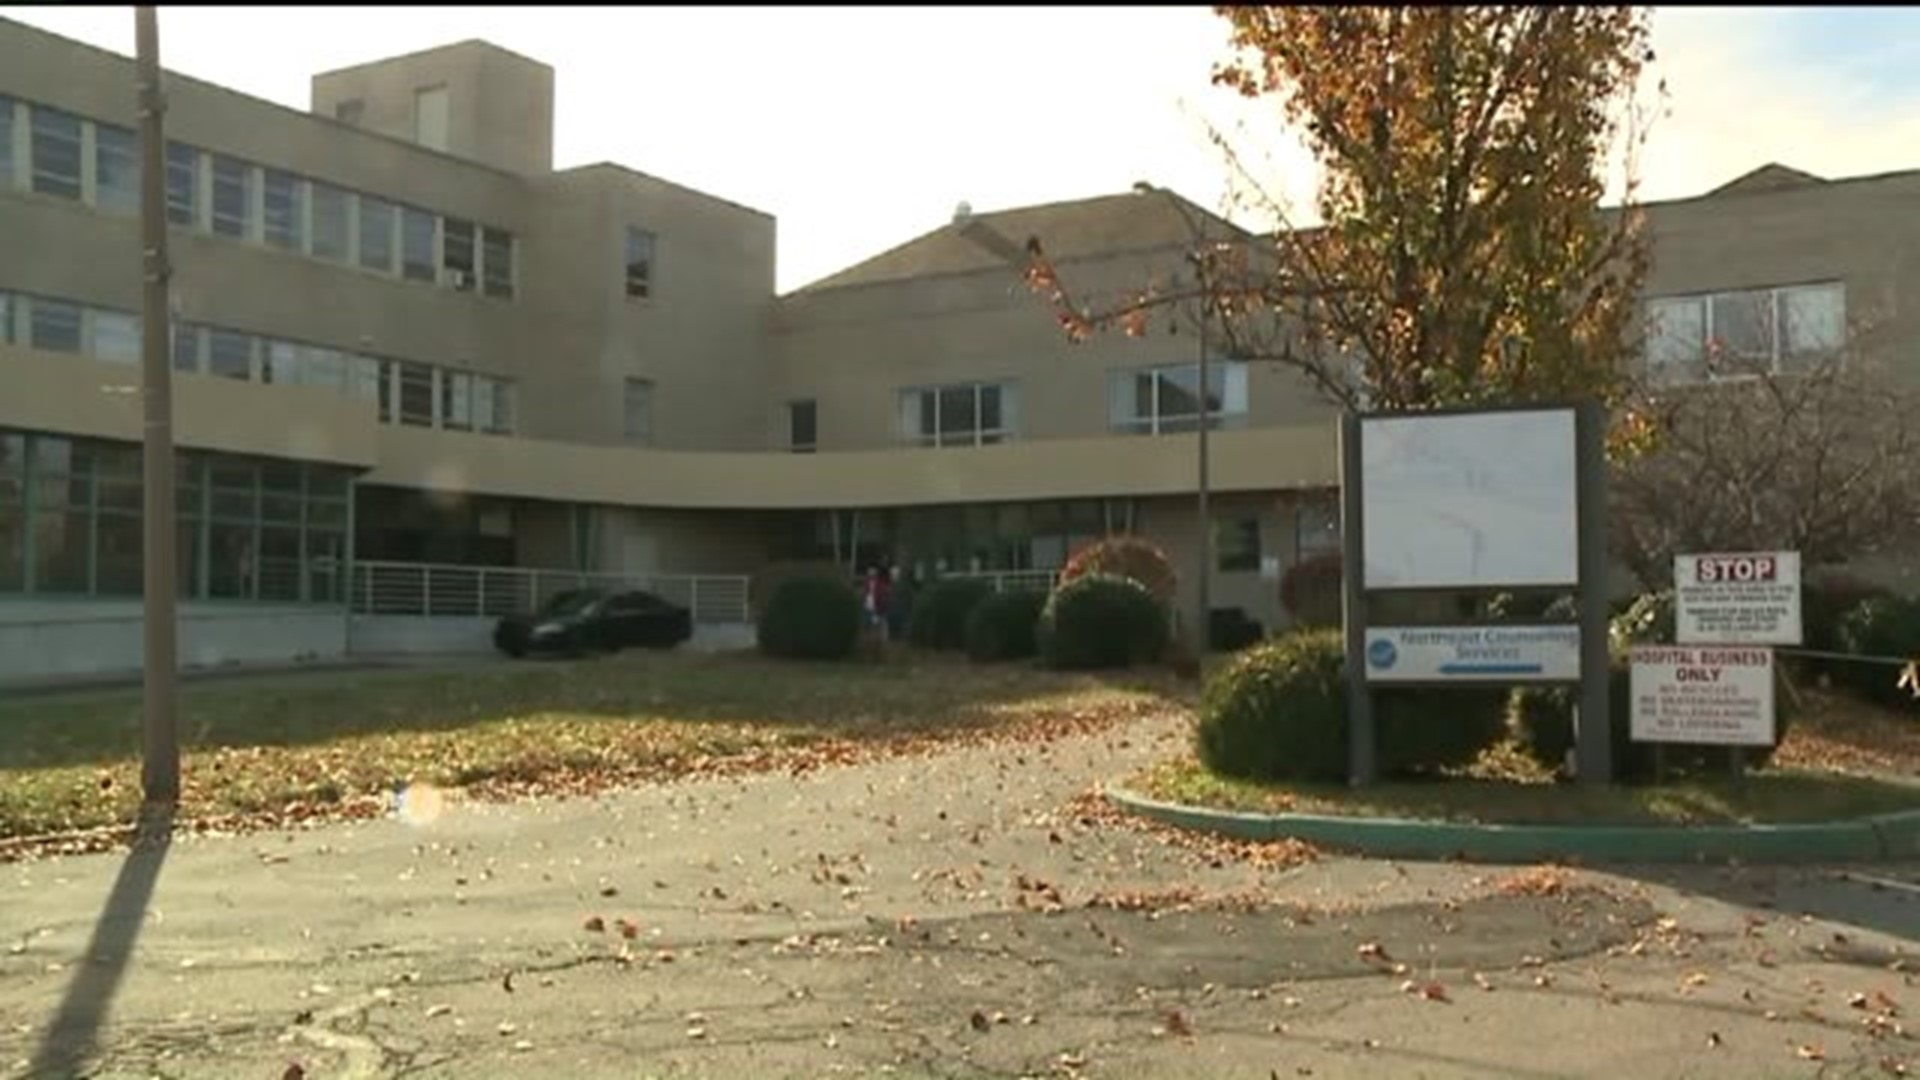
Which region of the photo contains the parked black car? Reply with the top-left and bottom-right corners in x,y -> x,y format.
493,587 -> 693,658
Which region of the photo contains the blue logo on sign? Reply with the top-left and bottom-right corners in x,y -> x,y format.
1367,638 -> 1398,670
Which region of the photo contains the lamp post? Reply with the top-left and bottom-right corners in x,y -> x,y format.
1135,183 -> 1213,657
136,5 -> 180,805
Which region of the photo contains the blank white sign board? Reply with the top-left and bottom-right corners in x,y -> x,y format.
1361,409 -> 1580,589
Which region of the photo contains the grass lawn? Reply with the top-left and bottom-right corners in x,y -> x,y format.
1136,688 -> 1920,827
0,650 -> 1181,844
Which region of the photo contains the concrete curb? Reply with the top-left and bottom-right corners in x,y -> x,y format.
1103,787 -> 1920,865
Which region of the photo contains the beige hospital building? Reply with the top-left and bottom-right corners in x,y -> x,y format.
0,17 -> 1899,679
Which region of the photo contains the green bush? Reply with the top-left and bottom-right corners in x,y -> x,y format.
907,577 -> 994,651
756,576 -> 863,661
1195,629 -> 1510,782
1836,595 -> 1920,707
1039,573 -> 1169,670
1197,629 -> 1347,782
965,590 -> 1048,663
1377,687 -> 1511,777
1059,537 -> 1179,607
1610,589 -> 1676,651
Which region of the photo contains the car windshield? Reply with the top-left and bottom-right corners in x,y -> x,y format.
539,589 -> 605,618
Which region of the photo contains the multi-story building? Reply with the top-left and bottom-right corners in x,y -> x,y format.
0,18 -> 1903,680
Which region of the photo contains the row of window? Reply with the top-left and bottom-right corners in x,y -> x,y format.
0,289 -> 515,436
1212,498 -> 1339,575
778,361 -> 1254,453
0,429 -> 353,603
1645,281 -> 1845,386
0,95 -> 517,299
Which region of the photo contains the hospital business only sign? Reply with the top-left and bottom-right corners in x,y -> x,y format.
1363,625 -> 1581,683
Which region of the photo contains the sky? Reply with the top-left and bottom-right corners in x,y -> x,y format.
7,6 -> 1920,295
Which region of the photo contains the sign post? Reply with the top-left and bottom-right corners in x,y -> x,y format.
1634,550 -> 1801,781
1343,401 -> 1611,786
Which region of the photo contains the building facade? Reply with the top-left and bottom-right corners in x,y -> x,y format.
0,19 -> 1908,679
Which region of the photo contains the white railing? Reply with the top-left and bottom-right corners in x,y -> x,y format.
945,569 -> 1061,594
348,560 -> 751,624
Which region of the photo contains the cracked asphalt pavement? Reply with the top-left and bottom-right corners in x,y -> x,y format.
6,712 -> 1920,1079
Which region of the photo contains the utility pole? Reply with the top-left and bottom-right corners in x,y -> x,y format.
1138,182 -> 1215,659
136,5 -> 180,806
1193,258 -> 1212,660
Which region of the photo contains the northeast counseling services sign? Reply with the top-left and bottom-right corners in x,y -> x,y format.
1363,625 -> 1582,684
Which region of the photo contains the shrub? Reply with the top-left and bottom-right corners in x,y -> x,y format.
1059,537 -> 1178,607
1836,595 -> 1920,707
1039,573 -> 1169,670
1198,629 -> 1348,782
964,590 -> 1048,663
1196,628 -> 1509,782
1610,589 -> 1676,651
1209,607 -> 1266,653
1376,687 -> 1511,778
907,577 -> 994,651
756,576 -> 863,661
1279,552 -> 1343,628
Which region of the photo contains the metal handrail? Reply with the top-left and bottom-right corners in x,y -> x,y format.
347,560 -> 751,623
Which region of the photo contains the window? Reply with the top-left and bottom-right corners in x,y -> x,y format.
90,310 -> 139,365
359,195 -> 396,273
263,340 -> 302,384
625,226 -> 655,299
898,382 -> 1017,447
789,399 -> 817,453
310,182 -> 350,261
29,106 -> 82,199
333,98 -> 364,126
0,292 -> 12,344
1215,516 -> 1262,573
397,362 -> 434,426
1644,282 -> 1846,386
442,217 -> 476,290
0,97 -> 13,189
263,169 -> 303,250
400,207 -> 436,282
206,328 -> 254,381
481,227 -> 514,298
413,86 -> 449,152
302,347 -> 347,392
1109,360 -> 1249,435
172,324 -> 201,373
210,154 -> 251,238
441,370 -> 474,430
1294,493 -> 1340,557
623,378 -> 654,444
93,122 -> 138,213
474,376 -> 514,435
165,142 -> 197,226
29,298 -> 83,353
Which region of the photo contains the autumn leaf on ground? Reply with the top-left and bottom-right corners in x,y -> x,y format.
1707,1032 -> 1722,1048
1358,941 -> 1391,964
1684,972 -> 1710,989
970,1010 -> 991,1033
1472,972 -> 1494,992
617,918 -> 640,940
501,970 -> 515,993
583,916 -> 605,933
1798,1044 -> 1826,1061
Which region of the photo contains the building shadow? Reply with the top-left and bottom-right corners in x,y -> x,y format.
26,802 -> 175,1078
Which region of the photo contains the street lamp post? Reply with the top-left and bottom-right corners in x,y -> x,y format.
1136,182 -> 1215,659
135,5 -> 180,805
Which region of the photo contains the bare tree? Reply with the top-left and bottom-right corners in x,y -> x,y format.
1610,321 -> 1920,585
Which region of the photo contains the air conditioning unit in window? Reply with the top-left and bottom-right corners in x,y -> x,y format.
444,268 -> 472,290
